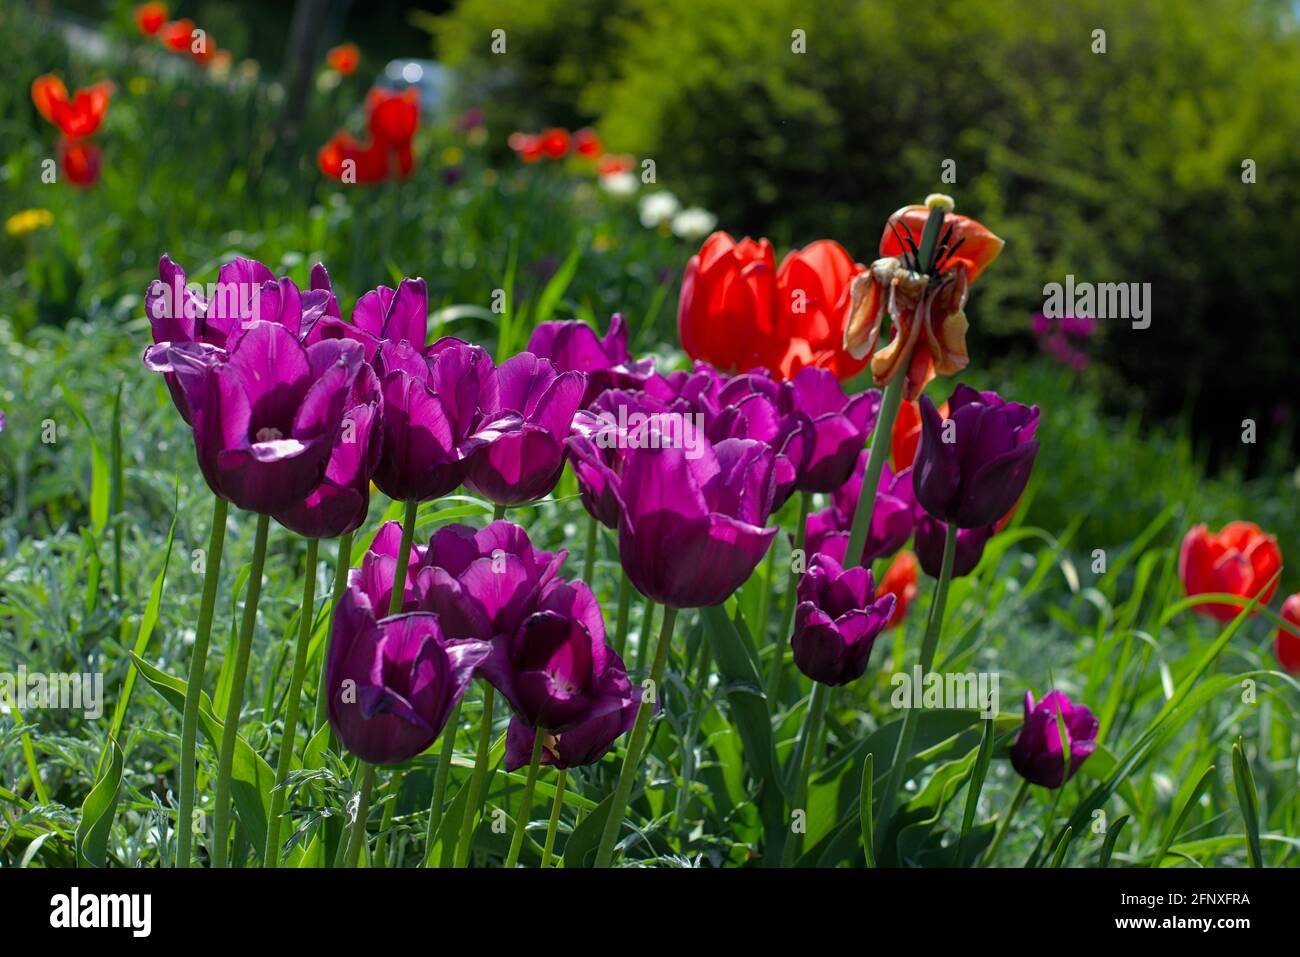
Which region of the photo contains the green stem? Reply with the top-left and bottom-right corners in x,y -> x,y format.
504,726 -> 546,867
634,595 -> 655,673
594,604 -> 678,868
388,499 -> 419,616
985,778 -> 1031,864
454,685 -> 496,867
540,769 -> 566,868
493,503 -> 507,522
784,681 -> 830,865
422,698 -> 462,866
343,761 -> 377,868
843,374 -> 906,569
212,511 -> 271,868
874,521 -> 957,860
581,512 -> 598,584
176,495 -> 228,869
612,572 -> 632,657
264,537 -> 318,866
314,530 -> 353,736
767,491 -> 812,703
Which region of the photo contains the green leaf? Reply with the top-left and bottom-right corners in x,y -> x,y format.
1231,739 -> 1262,867
58,380 -> 110,531
1150,763 -> 1215,867
1049,826 -> 1073,867
859,752 -> 875,867
532,241 -> 583,327
1098,814 -> 1129,868
76,737 -> 123,867
957,718 -> 995,864
564,793 -> 615,868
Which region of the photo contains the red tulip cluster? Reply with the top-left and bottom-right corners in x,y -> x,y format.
319,88 -> 420,185
31,75 -> 111,188
136,5 -> 227,69
325,42 -> 360,76
508,126 -> 605,163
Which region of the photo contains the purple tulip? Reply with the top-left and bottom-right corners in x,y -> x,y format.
480,578 -> 632,733
525,313 -> 654,405
831,456 -> 918,562
357,520 -> 428,614
791,553 -> 895,686
326,581 -> 489,765
914,514 -> 994,579
371,337 -> 521,502
913,384 -> 1040,529
306,276 -> 429,361
273,363 -> 383,538
1009,690 -> 1099,789
583,433 -> 778,608
780,366 -> 880,493
464,353 -> 586,505
503,670 -> 640,771
165,322 -> 366,514
566,390 -> 677,528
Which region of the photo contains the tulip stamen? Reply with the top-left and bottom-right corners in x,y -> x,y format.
933,237 -> 966,276
889,221 -> 922,273
255,426 -> 284,442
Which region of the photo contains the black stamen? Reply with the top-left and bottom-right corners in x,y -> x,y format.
936,237 -> 966,273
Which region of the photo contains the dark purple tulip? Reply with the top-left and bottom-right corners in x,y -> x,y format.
711,372 -> 811,510
567,390 -> 676,528
464,353 -> 586,505
588,433 -> 778,608
1009,690 -> 1099,789
416,521 -> 567,644
357,520 -> 428,614
167,322 -> 365,514
526,313 -> 654,405
326,581 -> 489,765
913,384 -> 1040,529
504,665 -> 639,771
480,578 -> 630,732
273,363 -> 383,538
914,514 -> 994,579
831,456 -> 918,563
306,277 -> 429,361
791,553 -> 895,686
780,366 -> 880,493
371,337 -> 521,502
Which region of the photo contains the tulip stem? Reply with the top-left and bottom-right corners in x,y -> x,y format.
594,604 -> 678,868
874,521 -> 956,861
264,537 -> 318,867
613,572 -> 632,657
504,726 -> 547,867
493,503 -> 507,521
985,778 -> 1031,865
314,530 -> 352,737
388,499 -> 419,616
634,595 -> 655,674
454,685 -> 496,867
783,680 -> 830,866
343,761 -> 377,868
843,372 -> 906,570
581,513 -> 598,584
767,491 -> 812,704
541,769 -> 566,868
212,511 -> 271,868
421,698 -> 462,866
176,494 -> 228,869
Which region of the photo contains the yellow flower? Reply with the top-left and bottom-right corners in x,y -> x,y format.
5,208 -> 54,237
440,146 -> 464,166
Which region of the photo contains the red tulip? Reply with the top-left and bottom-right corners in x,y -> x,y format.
877,550 -> 918,629
318,131 -> 390,184
598,153 -> 634,175
31,75 -> 111,139
1277,595 -> 1300,674
59,139 -> 101,188
367,88 -> 419,147
134,2 -> 168,35
327,42 -> 360,76
160,19 -> 195,53
573,127 -> 603,158
509,132 -> 544,163
1178,522 -> 1282,622
539,127 -> 570,159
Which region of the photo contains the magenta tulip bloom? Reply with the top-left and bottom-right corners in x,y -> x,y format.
791,553 -> 895,686
585,433 -> 778,608
273,363 -> 383,538
371,337 -> 521,502
1009,690 -> 1099,789
326,582 -> 489,765
356,520 -> 428,614
526,313 -> 654,404
503,664 -> 639,771
165,322 -> 366,514
780,366 -> 880,493
914,514 -> 994,579
913,384 -> 1039,529
305,276 -> 428,360
465,353 -> 586,505
803,459 -> 916,566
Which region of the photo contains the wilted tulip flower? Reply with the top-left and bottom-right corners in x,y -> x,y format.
1178,522 -> 1282,622
1009,690 -> 1099,789
877,550 -> 918,629
273,363 -> 383,538
782,366 -> 879,493
525,313 -> 654,405
371,337 -> 521,502
913,384 -> 1039,529
587,434 -> 778,609
790,553 -> 895,686
166,322 -> 366,514
465,353 -> 586,505
1277,595 -> 1300,675
914,514 -> 994,579
844,196 -> 1005,399
327,583 -> 489,765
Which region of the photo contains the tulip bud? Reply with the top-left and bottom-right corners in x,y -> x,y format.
1009,690 -> 1099,789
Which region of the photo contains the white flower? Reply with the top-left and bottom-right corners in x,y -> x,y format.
599,171 -> 638,197
670,207 -> 718,241
638,190 -> 681,228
